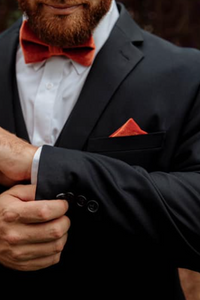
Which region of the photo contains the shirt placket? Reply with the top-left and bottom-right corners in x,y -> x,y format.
32,59 -> 64,146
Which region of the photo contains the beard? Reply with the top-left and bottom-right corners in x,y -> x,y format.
17,0 -> 112,47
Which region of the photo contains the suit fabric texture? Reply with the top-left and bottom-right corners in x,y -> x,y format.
1,2 -> 200,299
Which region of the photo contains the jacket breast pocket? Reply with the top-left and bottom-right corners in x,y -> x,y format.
86,132 -> 166,171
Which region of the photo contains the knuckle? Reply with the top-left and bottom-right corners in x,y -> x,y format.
3,209 -> 19,223
16,263 -> 30,272
11,249 -> 23,261
50,225 -> 63,239
53,253 -> 61,265
37,203 -> 51,221
5,247 -> 23,264
54,239 -> 65,253
5,232 -> 21,245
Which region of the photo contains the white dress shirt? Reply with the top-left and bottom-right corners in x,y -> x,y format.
16,0 -> 119,183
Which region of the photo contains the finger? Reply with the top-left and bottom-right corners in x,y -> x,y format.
2,184 -> 69,223
3,252 -> 62,271
7,233 -> 68,262
7,216 -> 70,244
7,184 -> 36,202
19,252 -> 62,271
17,199 -> 69,223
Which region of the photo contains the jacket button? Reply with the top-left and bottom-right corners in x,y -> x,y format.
65,192 -> 75,203
87,200 -> 99,213
77,195 -> 87,207
56,193 -> 67,200
56,192 -> 75,203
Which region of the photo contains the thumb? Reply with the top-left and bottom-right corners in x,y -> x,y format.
5,184 -> 36,202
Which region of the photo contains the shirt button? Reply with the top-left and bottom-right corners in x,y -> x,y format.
46,82 -> 54,90
87,200 -> 99,213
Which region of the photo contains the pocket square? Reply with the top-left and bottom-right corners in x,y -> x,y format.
109,118 -> 147,137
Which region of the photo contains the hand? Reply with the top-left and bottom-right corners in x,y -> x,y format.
0,127 -> 38,185
0,184 -> 70,271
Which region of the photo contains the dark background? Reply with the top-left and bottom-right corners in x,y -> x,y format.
1,0 -> 200,49
1,0 -> 200,299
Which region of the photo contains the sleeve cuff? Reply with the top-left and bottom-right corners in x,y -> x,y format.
31,146 -> 42,185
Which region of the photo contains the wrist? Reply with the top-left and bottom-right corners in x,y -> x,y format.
0,127 -> 39,184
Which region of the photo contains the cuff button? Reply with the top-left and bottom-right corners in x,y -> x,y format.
87,200 -> 99,213
77,195 -> 87,207
56,192 -> 75,203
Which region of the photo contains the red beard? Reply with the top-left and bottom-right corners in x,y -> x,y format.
17,0 -> 112,47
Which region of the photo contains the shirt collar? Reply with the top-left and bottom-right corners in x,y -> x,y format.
72,0 -> 119,74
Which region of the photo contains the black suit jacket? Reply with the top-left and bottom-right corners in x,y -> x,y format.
1,2 -> 200,298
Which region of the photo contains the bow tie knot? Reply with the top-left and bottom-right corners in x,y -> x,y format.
20,20 -> 96,66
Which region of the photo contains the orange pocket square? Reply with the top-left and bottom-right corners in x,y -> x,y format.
109,118 -> 147,137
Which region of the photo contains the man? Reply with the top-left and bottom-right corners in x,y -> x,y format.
0,0 -> 200,298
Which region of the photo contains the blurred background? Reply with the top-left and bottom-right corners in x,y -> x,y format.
1,0 -> 200,299
1,0 -> 200,49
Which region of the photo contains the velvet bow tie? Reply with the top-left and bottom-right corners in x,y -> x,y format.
20,20 -> 96,66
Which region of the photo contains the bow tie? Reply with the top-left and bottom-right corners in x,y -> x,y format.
20,20 -> 96,66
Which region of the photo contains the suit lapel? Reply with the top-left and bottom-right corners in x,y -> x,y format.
0,4 -> 144,150
55,3 -> 144,150
0,18 -> 29,141
0,22 -> 19,133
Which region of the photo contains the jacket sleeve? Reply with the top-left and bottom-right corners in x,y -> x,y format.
35,90 -> 200,272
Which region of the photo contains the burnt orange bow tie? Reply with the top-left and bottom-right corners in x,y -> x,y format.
20,20 -> 96,66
